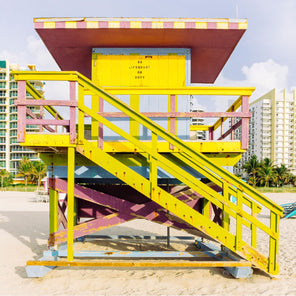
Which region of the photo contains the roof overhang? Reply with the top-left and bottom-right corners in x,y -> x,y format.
34,17 -> 247,83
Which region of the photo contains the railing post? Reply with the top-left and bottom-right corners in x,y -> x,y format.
78,83 -> 84,144
69,81 -> 76,144
235,189 -> 243,251
231,106 -> 235,140
222,182 -> 230,231
149,132 -> 158,199
67,147 -> 75,261
241,95 -> 249,149
269,211 -> 279,274
209,126 -> 214,140
17,81 -> 26,143
49,187 -> 59,236
98,97 -> 104,149
39,106 -> 43,132
130,94 -> 140,139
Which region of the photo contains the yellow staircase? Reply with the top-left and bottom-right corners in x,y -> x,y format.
13,71 -> 283,276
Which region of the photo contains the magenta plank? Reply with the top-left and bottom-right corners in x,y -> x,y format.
97,111 -> 251,118
49,212 -> 135,245
218,120 -> 242,141
69,81 -> 77,144
51,179 -> 210,235
15,99 -> 78,107
26,119 -> 70,126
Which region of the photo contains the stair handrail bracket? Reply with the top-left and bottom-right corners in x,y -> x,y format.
13,71 -> 283,276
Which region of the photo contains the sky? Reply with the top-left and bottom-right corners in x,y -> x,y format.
1,0 -> 296,110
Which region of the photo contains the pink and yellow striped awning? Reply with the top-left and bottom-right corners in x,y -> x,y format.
34,17 -> 247,83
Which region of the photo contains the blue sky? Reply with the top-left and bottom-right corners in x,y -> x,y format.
1,0 -> 296,106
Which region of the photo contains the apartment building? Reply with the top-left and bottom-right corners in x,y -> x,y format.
235,89 -> 296,175
0,60 -> 42,176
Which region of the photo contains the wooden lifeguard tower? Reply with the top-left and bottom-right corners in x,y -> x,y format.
13,17 -> 283,278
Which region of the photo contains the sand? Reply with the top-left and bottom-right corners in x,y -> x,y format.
1,191 -> 296,296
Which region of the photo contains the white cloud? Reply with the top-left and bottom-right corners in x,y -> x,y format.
216,59 -> 289,103
0,35 -> 57,71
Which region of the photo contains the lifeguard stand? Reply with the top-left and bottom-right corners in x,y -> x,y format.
13,17 -> 283,278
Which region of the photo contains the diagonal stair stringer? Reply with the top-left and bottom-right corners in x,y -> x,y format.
76,139 -> 270,274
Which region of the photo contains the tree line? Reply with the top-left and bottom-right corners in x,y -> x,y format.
0,157 -> 47,190
237,155 -> 296,187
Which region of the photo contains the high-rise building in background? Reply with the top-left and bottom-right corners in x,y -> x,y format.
234,89 -> 296,175
0,60 -> 42,176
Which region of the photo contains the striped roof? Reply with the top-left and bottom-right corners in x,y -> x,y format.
34,17 -> 247,83
34,17 -> 247,30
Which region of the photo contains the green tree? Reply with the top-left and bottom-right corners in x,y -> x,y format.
275,164 -> 289,187
242,155 -> 260,187
258,158 -> 276,187
17,157 -> 33,191
32,160 -> 47,191
0,169 -> 10,190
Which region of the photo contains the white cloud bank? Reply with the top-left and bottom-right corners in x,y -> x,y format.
217,59 -> 289,102
0,35 -> 58,71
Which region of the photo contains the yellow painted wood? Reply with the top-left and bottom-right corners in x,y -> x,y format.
236,190 -> 243,251
101,141 -> 244,153
27,260 -> 252,268
130,94 -> 140,139
21,134 -> 76,147
13,70 -> 283,275
67,147 -> 75,261
190,125 -> 211,131
49,189 -> 59,234
251,202 -> 257,249
92,54 -> 186,87
269,211 -> 279,274
91,94 -> 99,140
222,182 -> 230,232
102,87 -> 255,96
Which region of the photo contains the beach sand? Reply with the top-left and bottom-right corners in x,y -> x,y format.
0,191 -> 296,296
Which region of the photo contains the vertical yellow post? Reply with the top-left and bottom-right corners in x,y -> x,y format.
235,189 -> 243,251
269,211 -> 278,274
49,188 -> 59,235
67,147 -> 75,261
149,132 -> 158,199
251,202 -> 257,248
130,94 -> 140,139
222,182 -> 230,231
91,95 -> 99,140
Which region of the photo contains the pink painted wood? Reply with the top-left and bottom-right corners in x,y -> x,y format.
231,105 -> 235,140
15,99 -> 78,107
17,81 -> 26,143
218,120 -> 242,141
209,126 -> 214,140
69,81 -> 77,144
96,111 -> 251,118
241,96 -> 249,150
26,108 -> 55,133
26,119 -> 70,126
49,179 -> 208,244
98,97 -> 104,149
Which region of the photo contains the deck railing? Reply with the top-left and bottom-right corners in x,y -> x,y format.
14,71 -> 253,150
